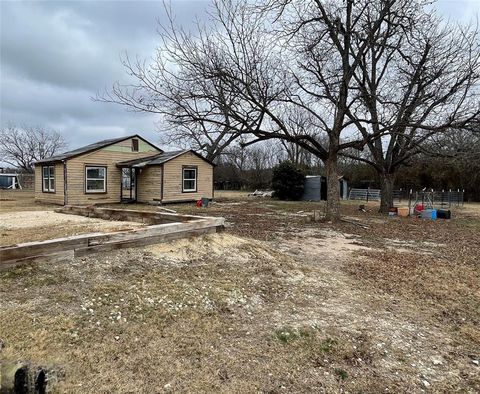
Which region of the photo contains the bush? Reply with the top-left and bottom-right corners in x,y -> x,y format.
271,161 -> 305,200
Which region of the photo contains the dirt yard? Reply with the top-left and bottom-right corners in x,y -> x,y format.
0,190 -> 479,393
0,191 -> 143,246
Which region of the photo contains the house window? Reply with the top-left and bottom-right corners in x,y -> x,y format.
85,166 -> 107,193
42,165 -> 55,192
182,167 -> 197,192
132,138 -> 139,152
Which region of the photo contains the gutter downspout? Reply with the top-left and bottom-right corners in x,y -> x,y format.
160,164 -> 164,203
63,160 -> 67,206
212,166 -> 215,201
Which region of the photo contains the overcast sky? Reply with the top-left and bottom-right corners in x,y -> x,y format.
1,0 -> 479,152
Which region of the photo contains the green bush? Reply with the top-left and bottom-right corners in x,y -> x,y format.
271,161 -> 305,200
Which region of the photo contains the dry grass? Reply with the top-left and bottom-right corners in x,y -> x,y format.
1,190 -> 479,393
0,189 -> 58,212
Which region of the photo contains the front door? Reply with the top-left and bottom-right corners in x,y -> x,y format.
121,168 -> 136,201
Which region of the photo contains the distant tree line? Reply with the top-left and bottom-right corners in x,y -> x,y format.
213,130 -> 480,202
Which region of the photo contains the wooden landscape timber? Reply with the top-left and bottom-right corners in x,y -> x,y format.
0,208 -> 224,268
55,205 -> 204,224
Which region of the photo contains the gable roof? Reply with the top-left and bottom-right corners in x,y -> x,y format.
116,150 -> 215,168
35,134 -> 162,164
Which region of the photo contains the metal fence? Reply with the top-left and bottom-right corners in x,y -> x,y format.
349,187 -> 465,208
396,189 -> 464,209
348,188 -> 381,201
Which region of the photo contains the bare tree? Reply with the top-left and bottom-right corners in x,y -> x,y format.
101,0 -> 403,220
152,74 -> 245,161
218,140 -> 283,189
0,125 -> 67,172
344,7 -> 480,212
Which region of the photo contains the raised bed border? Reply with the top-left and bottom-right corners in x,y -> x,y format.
0,206 -> 224,269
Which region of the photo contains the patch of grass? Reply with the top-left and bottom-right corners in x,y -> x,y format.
334,368 -> 348,381
0,263 -> 37,280
275,326 -> 300,343
319,337 -> 337,353
274,326 -> 316,344
310,334 -> 375,370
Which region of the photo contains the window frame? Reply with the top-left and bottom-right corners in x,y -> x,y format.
85,165 -> 107,194
42,165 -> 55,193
132,138 -> 139,152
182,166 -> 197,193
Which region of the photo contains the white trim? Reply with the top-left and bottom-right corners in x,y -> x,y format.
42,165 -> 55,192
85,166 -> 106,193
182,167 -> 197,192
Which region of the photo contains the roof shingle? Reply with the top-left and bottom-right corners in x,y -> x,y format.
35,134 -> 161,164
116,150 -> 213,167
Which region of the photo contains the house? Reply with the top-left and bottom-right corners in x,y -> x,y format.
34,134 -> 214,205
301,175 -> 348,201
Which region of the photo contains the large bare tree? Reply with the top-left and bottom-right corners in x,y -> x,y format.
344,6 -> 480,212
101,0 -> 404,220
0,125 -> 67,172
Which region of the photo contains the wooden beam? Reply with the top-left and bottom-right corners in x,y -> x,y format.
0,215 -> 224,267
55,206 -> 206,224
75,226 -> 219,257
0,232 -> 105,262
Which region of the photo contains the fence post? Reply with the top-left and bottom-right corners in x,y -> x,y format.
366,187 -> 370,203
448,189 -> 451,208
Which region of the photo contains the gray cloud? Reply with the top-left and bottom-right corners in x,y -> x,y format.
1,0 -> 209,150
1,0 -> 478,154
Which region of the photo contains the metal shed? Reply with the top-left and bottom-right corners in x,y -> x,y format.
301,175 -> 348,201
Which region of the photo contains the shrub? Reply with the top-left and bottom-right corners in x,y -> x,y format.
271,161 -> 305,200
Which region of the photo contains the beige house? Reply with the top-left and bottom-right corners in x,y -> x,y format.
34,135 -> 214,205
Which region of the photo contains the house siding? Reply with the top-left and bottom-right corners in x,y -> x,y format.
162,152 -> 213,203
34,162 -> 65,205
137,166 -> 163,203
64,138 -> 159,205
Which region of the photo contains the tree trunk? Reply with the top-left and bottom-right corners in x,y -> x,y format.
379,172 -> 395,213
325,156 -> 340,221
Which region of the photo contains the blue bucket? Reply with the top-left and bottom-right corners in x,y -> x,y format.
421,209 -> 437,220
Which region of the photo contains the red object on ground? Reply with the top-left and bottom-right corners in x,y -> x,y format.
415,204 -> 425,212
196,199 -> 203,207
